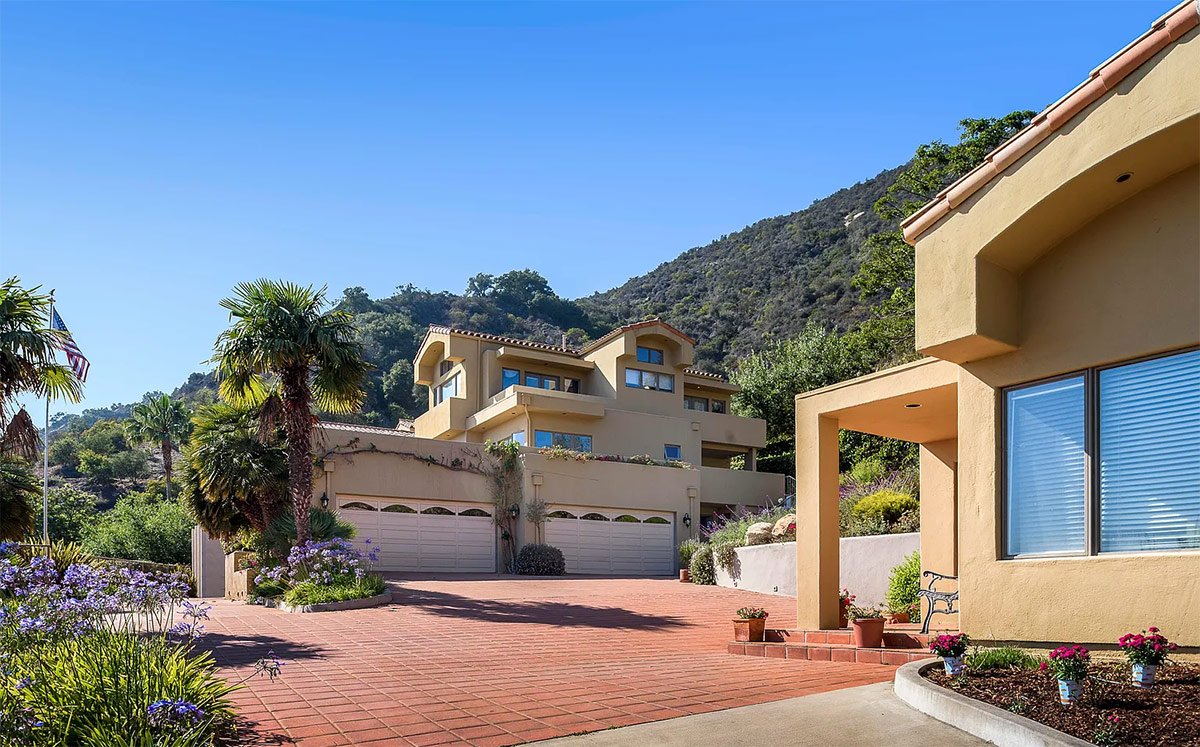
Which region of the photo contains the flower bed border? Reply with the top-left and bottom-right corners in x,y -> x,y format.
261,590 -> 393,614
893,659 -> 1093,747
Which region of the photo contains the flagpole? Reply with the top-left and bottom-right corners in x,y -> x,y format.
44,292 -> 54,546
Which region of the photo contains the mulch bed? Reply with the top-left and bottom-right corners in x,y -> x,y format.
923,661 -> 1200,746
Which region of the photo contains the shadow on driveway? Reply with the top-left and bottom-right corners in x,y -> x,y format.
194,632 -> 326,669
391,585 -> 689,630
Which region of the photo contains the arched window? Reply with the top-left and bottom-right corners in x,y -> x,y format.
421,506 -> 454,515
580,512 -> 609,521
643,516 -> 670,525
340,501 -> 376,511
381,504 -> 416,514
458,508 -> 491,517
614,514 -> 640,523
547,511 -> 577,519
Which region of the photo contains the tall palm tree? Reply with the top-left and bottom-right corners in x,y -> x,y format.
0,456 -> 39,540
211,280 -> 368,544
180,401 -> 288,537
125,394 -> 193,499
0,277 -> 83,458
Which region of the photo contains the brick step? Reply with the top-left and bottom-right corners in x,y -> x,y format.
763,627 -> 956,649
728,640 -> 936,666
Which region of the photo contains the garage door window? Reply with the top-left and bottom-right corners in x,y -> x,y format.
614,515 -> 640,523
644,517 -> 670,524
548,510 -> 576,519
580,512 -> 609,521
421,506 -> 454,515
381,504 -> 415,514
458,508 -> 491,517
341,502 -> 376,511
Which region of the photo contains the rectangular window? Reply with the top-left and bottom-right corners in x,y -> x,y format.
434,374 -> 460,406
1099,350 -> 1200,553
1005,376 -> 1087,556
439,360 -> 454,376
525,373 -> 560,390
564,377 -> 581,394
626,368 -> 674,392
534,430 -> 591,452
502,368 -> 520,390
1003,348 -> 1200,557
684,395 -> 709,412
665,444 -> 682,461
637,346 -> 664,365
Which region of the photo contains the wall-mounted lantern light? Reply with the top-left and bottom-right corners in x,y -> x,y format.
683,513 -> 691,528
508,503 -> 520,519
320,492 -> 329,509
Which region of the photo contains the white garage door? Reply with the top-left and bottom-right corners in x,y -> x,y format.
543,506 -> 674,575
336,496 -> 496,573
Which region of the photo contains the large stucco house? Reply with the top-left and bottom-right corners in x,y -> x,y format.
794,0 -> 1199,646
316,319 -> 784,575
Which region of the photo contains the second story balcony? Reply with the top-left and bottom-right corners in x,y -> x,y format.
468,385 -> 609,431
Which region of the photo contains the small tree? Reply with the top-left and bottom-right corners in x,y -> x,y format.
125,395 -> 193,499
484,439 -> 523,571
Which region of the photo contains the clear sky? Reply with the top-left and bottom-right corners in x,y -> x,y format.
2,0 -> 1168,417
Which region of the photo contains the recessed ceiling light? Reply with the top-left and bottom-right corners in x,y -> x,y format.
1116,172 -> 1133,183
904,403 -> 922,409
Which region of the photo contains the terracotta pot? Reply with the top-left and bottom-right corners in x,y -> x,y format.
839,600 -> 849,628
733,618 -> 766,643
679,569 -> 691,583
886,612 -> 910,624
851,618 -> 885,648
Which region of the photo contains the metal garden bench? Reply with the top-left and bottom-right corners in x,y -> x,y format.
917,570 -> 959,634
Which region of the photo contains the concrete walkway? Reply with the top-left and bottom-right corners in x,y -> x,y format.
536,682 -> 988,747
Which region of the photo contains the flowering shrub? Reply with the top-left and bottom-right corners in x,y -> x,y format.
735,606 -> 768,619
848,605 -> 884,620
839,588 -> 856,607
1118,627 -> 1177,666
514,543 -> 566,576
688,543 -> 715,585
930,633 -> 970,658
702,501 -> 793,548
1044,645 -> 1090,681
0,542 -> 280,745
262,538 -> 379,586
538,445 -> 595,462
538,447 -> 694,469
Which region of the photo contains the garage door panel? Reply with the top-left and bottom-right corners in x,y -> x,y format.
545,505 -> 674,576
338,496 -> 495,573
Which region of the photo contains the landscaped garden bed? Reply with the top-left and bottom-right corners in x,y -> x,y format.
922,657 -> 1200,746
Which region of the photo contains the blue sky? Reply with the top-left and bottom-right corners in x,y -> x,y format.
2,1 -> 1166,416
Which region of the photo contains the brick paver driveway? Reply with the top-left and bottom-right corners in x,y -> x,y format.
204,576 -> 894,746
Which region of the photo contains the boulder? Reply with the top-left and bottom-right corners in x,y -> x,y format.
772,514 -> 797,539
745,521 -> 774,546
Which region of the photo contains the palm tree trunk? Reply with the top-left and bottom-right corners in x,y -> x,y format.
281,367 -> 314,545
161,439 -> 173,500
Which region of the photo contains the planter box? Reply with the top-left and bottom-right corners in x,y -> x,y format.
262,590 -> 393,614
224,552 -> 256,600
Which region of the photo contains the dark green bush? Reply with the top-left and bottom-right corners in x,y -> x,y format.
689,543 -> 715,585
256,507 -> 355,559
283,575 -> 386,606
884,550 -> 920,617
251,578 -> 288,599
514,543 -> 566,576
677,538 -> 705,568
82,492 -> 193,564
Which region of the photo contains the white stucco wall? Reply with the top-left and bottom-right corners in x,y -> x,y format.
715,532 -> 920,607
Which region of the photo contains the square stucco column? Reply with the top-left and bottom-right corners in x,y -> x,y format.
796,414 -> 840,629
919,439 -> 958,624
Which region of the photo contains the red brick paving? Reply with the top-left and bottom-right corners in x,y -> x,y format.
203,576 -> 894,746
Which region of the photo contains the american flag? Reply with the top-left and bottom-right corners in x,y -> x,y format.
51,308 -> 90,382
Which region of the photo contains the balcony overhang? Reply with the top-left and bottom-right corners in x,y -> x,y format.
467,386 -> 607,431
495,346 -> 594,370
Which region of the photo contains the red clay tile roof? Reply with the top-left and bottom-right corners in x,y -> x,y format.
902,0 -> 1199,244
423,324 -> 578,354
319,420 -> 414,436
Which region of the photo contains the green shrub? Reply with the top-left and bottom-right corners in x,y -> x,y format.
108,449 -> 151,480
251,578 -> 288,599
82,493 -> 193,564
704,502 -> 792,548
3,629 -> 236,744
283,575 -> 386,606
852,489 -> 920,523
79,420 -> 128,454
713,542 -> 739,573
689,544 -> 715,585
514,543 -> 567,576
256,507 -> 355,559
967,646 -> 1042,671
849,457 -> 887,486
48,437 -> 81,472
884,550 -> 921,617
677,538 -> 705,568
46,487 -> 100,544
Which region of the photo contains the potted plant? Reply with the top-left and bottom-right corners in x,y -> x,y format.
733,606 -> 768,642
885,603 -> 915,625
847,606 -> 885,648
929,633 -> 970,675
1118,627 -> 1176,689
838,588 -> 855,628
1043,645 -> 1090,705
680,568 -> 691,583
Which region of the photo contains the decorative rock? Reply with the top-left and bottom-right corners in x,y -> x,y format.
772,514 -> 797,539
745,522 -> 774,545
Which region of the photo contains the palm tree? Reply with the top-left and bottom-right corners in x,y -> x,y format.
180,401 -> 288,537
0,277 -> 83,458
125,395 -> 193,500
0,456 -> 39,540
211,280 -> 368,544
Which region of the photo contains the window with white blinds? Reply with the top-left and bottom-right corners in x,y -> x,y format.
1003,348 -> 1200,558
1099,350 -> 1200,553
1005,376 -> 1087,556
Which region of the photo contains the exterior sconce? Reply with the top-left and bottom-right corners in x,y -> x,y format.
683,513 -> 691,528
509,503 -> 520,519
320,492 -> 329,509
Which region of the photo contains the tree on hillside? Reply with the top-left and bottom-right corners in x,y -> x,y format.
853,111 -> 1036,356
212,280 -> 369,544
180,401 -> 288,537
125,394 -> 193,499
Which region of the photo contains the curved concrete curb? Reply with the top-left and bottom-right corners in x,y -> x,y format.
264,590 -> 394,613
893,660 -> 1094,747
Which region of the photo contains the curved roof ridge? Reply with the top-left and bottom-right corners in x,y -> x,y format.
901,0 -> 1199,244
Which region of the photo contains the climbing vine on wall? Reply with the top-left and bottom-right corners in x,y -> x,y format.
484,439 -> 523,572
